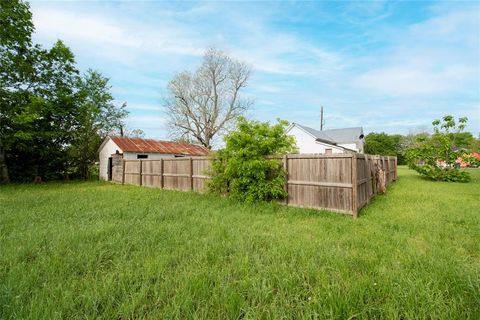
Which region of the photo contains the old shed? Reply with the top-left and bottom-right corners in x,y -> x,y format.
98,136 -> 209,181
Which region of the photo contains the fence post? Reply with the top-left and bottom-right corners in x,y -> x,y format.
160,158 -> 164,189
385,156 -> 390,185
190,157 -> 194,191
121,159 -> 125,185
394,156 -> 398,181
139,160 -> 143,186
351,154 -> 358,218
364,154 -> 370,203
283,154 -> 289,205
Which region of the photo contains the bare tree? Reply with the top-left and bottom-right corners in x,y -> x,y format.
164,48 -> 252,148
125,128 -> 146,138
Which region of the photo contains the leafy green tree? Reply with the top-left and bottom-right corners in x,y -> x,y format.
431,116 -> 468,166
4,39 -> 80,181
405,115 -> 470,182
470,134 -> 480,152
209,117 -> 297,202
1,0 -> 100,182
364,132 -> 405,164
400,132 -> 430,150
1,0 -> 129,182
448,132 -> 475,150
0,0 -> 35,182
70,70 -> 128,179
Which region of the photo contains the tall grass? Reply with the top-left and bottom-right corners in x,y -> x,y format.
1,167 -> 479,319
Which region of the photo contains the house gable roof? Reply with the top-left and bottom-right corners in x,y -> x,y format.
293,123 -> 337,144
292,123 -> 363,144
321,127 -> 364,143
105,136 -> 209,156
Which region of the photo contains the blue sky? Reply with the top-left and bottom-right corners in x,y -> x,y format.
30,0 -> 480,140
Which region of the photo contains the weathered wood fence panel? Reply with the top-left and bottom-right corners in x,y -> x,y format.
163,158 -> 191,191
111,154 -> 396,217
124,160 -> 140,185
192,158 -> 211,192
283,155 -> 354,213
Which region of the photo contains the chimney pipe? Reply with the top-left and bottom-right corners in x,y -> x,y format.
320,106 -> 324,131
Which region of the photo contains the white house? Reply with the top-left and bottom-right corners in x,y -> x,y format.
98,136 -> 209,181
287,123 -> 365,154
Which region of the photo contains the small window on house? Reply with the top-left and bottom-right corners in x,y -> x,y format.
174,154 -> 186,158
137,154 -> 148,159
325,149 -> 332,155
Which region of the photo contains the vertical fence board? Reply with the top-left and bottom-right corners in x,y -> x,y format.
192,158 -> 210,192
189,157 -> 194,191
139,160 -> 142,186
283,155 -> 289,204
351,154 -> 358,217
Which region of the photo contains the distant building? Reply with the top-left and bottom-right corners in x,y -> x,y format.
98,136 -> 209,181
287,123 -> 365,154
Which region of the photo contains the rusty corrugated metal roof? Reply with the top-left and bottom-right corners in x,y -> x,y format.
110,136 -> 209,156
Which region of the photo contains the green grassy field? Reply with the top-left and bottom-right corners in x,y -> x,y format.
1,166 -> 479,319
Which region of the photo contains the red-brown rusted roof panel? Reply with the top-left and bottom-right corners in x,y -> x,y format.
110,136 -> 209,156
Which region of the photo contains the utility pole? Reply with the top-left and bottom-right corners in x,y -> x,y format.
320,106 -> 325,131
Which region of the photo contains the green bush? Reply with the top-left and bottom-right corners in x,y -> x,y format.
208,117 -> 297,202
405,115 -> 471,183
409,164 -> 471,182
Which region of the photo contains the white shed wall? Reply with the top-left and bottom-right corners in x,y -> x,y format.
288,126 -> 345,154
99,139 -> 123,181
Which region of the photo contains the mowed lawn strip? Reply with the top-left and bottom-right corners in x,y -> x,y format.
0,167 -> 479,319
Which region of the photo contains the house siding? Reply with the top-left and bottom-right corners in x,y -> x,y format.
289,126 -> 345,154
338,142 -> 362,153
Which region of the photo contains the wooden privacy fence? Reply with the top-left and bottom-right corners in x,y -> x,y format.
112,154 -> 397,217
119,158 -> 211,192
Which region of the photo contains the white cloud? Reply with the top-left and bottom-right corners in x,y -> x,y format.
230,32 -> 343,77
353,64 -> 473,96
33,7 -> 141,48
409,5 -> 480,45
351,6 -> 479,97
31,5 -> 205,65
341,1 -> 395,26
30,2 -> 342,78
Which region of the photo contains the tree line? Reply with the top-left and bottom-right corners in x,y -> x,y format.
364,129 -> 479,166
1,0 -> 128,182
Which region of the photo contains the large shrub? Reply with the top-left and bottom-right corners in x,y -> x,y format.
405,115 -> 471,182
411,165 -> 470,183
209,117 -> 297,202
